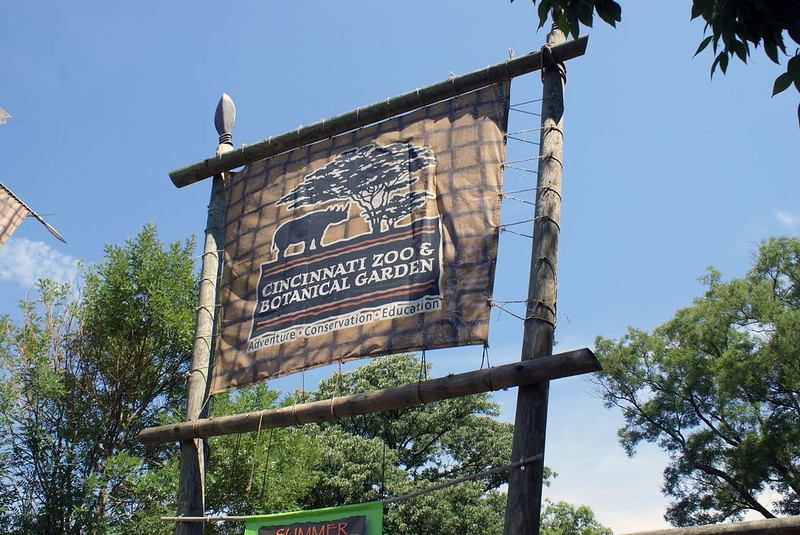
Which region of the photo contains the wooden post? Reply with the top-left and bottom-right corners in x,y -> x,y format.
175,94 -> 235,535
503,26 -> 566,535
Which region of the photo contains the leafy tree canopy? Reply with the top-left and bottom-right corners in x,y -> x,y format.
514,0 -> 800,125
594,237 -> 800,526
0,224 -> 197,534
293,354 -> 515,534
199,353 -> 616,535
541,499 -> 613,535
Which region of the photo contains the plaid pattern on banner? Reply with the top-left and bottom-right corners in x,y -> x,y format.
211,82 -> 510,394
0,183 -> 29,247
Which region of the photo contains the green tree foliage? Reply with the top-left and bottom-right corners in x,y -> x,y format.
200,354 -> 611,535
0,224 -> 197,534
513,0 -> 800,125
296,354 -> 515,534
194,354 -> 515,534
203,383 -> 319,535
594,237 -> 800,526
0,226 -> 610,533
541,499 -> 613,535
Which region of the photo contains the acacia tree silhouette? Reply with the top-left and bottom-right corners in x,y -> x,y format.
277,142 -> 435,234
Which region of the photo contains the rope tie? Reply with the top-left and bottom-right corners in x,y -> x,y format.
543,125 -> 565,137
536,256 -> 558,277
535,215 -> 561,232
537,185 -> 563,201
291,403 -> 301,427
187,367 -> 208,382
500,227 -> 534,239
480,343 -> 491,370
329,396 -> 339,421
489,299 -> 557,326
194,304 -> 217,318
540,44 -> 567,82
541,154 -> 564,169
483,368 -> 495,391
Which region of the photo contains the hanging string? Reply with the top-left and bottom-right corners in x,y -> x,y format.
330,360 -> 343,421
418,351 -> 428,382
225,432 -> 242,499
299,370 -> 306,403
500,227 -> 534,239
291,370 -> 307,427
246,411 -> 265,493
380,412 -> 389,500
259,428 -> 274,503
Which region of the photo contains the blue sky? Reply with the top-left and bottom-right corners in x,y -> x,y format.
1,1 -> 798,532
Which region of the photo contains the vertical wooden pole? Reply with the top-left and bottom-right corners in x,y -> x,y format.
503,26 -> 566,535
176,94 -> 235,534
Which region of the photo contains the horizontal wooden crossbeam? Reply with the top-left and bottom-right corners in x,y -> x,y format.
138,347 -> 599,445
168,36 -> 588,188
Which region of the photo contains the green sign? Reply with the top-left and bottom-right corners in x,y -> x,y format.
245,501 -> 382,535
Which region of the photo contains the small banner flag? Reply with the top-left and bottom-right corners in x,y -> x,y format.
212,82 -> 510,394
0,182 -> 30,247
245,501 -> 383,535
0,181 -> 66,245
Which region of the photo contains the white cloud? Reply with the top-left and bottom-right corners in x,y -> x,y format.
0,238 -> 79,288
776,211 -> 800,232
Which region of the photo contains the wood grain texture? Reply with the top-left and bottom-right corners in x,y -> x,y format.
139,348 -> 599,445
168,37 -> 588,188
504,27 -> 568,535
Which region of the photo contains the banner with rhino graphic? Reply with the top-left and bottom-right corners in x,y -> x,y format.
210,82 -> 510,394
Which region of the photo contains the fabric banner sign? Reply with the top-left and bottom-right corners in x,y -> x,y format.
244,501 -> 383,535
0,182 -> 29,247
211,82 -> 510,394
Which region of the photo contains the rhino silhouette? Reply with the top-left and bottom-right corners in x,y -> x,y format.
271,204 -> 349,260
